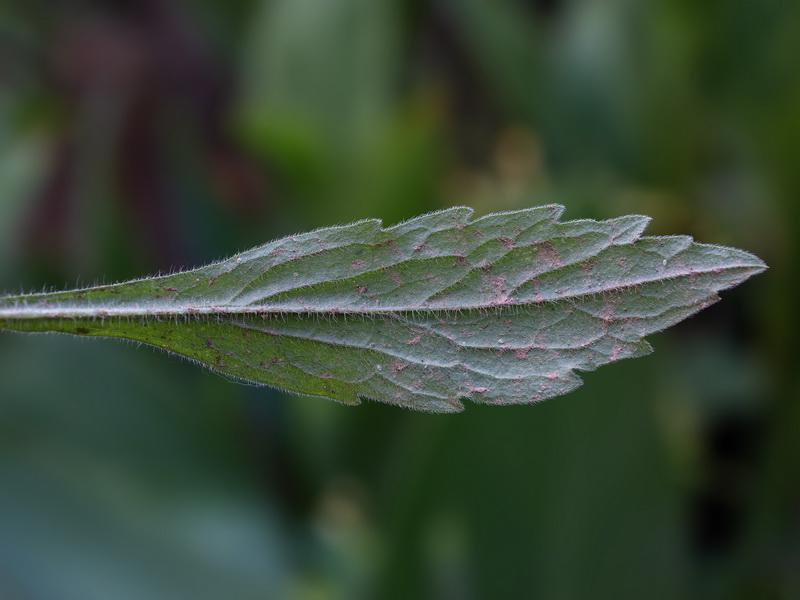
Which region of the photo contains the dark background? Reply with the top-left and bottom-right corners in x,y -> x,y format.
0,0 -> 795,598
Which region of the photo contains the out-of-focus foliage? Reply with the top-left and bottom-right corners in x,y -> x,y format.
0,0 -> 792,598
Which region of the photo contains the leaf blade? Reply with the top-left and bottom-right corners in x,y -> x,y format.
0,206 -> 766,412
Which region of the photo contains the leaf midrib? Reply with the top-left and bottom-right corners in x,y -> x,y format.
0,264 -> 745,323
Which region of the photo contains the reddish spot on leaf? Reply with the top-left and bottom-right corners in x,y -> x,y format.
498,237 -> 515,250
486,274 -> 513,305
513,348 -> 529,360
535,241 -> 562,268
390,363 -> 408,376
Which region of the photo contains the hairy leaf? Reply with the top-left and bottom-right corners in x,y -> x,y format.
0,206 -> 765,412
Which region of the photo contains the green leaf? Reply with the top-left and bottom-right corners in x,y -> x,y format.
0,206 -> 766,412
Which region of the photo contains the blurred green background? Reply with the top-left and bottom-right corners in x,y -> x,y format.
0,0 -> 794,598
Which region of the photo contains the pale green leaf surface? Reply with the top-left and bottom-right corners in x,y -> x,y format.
0,206 -> 766,412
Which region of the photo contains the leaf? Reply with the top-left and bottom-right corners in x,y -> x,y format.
0,205 -> 766,413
